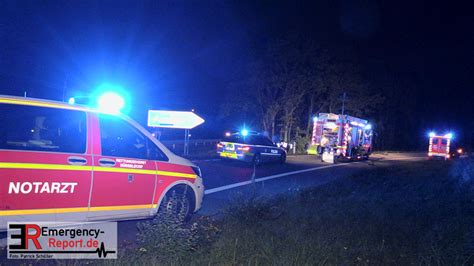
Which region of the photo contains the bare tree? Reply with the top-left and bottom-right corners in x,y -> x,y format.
309,54 -> 384,118
221,40 -> 383,144
264,39 -> 318,141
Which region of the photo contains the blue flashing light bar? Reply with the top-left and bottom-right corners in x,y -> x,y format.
97,92 -> 125,114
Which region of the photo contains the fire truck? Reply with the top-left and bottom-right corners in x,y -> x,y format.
307,113 -> 373,163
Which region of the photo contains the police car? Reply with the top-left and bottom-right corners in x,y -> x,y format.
217,131 -> 286,165
0,95 -> 204,231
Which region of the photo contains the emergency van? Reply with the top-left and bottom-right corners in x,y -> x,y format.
0,95 -> 204,231
428,132 -> 463,160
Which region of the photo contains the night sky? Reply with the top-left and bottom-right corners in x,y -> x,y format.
0,0 -> 472,144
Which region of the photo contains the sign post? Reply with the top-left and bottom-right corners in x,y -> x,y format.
148,110 -> 205,156
184,129 -> 189,156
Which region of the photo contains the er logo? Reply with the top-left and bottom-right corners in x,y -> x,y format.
9,224 -> 42,250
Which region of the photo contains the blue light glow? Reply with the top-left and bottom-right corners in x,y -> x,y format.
97,92 -> 125,114
429,132 -> 436,137
365,124 -> 372,130
68,97 -> 75,105
241,129 -> 249,136
313,117 -> 318,123
444,133 -> 453,139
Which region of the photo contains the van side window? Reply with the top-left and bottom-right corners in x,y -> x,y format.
0,104 -> 86,153
99,115 -> 168,161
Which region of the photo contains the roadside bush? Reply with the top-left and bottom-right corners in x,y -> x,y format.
294,134 -> 310,154
224,192 -> 284,226
127,196 -> 220,264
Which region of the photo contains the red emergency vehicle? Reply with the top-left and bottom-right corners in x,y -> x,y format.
308,113 -> 373,163
0,95 -> 204,231
427,132 -> 463,159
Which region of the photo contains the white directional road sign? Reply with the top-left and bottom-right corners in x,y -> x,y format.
147,110 -> 205,129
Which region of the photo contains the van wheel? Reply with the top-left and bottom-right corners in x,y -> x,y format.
253,153 -> 262,166
159,185 -> 195,223
279,153 -> 286,164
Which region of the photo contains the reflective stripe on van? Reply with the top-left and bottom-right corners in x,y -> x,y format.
0,162 -> 197,179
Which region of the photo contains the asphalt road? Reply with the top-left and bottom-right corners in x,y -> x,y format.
115,152 -> 425,246
196,152 -> 425,215
0,152 -> 425,250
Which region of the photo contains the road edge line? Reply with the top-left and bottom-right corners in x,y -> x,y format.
204,163 -> 344,195
204,156 -> 424,195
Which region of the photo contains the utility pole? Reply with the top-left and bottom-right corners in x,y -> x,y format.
341,92 -> 347,115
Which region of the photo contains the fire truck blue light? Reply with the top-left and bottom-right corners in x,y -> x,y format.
68,97 -> 75,105
97,92 -> 125,114
444,133 -> 453,139
241,129 -> 249,136
429,132 -> 436,137
365,124 -> 372,130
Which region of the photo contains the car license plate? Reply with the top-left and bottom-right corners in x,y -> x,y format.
220,152 -> 237,159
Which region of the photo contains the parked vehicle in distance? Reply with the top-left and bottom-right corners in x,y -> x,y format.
428,132 -> 464,160
217,131 -> 286,165
308,113 -> 373,163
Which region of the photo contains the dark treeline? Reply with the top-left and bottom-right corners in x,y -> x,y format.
220,37 -> 426,151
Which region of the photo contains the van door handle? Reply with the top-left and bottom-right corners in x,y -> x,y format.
98,158 -> 116,167
68,156 -> 87,165
128,174 -> 134,183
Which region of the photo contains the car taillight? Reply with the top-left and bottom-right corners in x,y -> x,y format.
238,146 -> 250,152
217,143 -> 224,149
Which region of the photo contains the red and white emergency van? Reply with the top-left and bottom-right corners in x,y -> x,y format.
427,132 -> 463,160
0,95 -> 204,231
308,113 -> 373,163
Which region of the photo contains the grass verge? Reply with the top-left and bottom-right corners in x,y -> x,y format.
2,160 -> 473,265
120,160 -> 473,265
